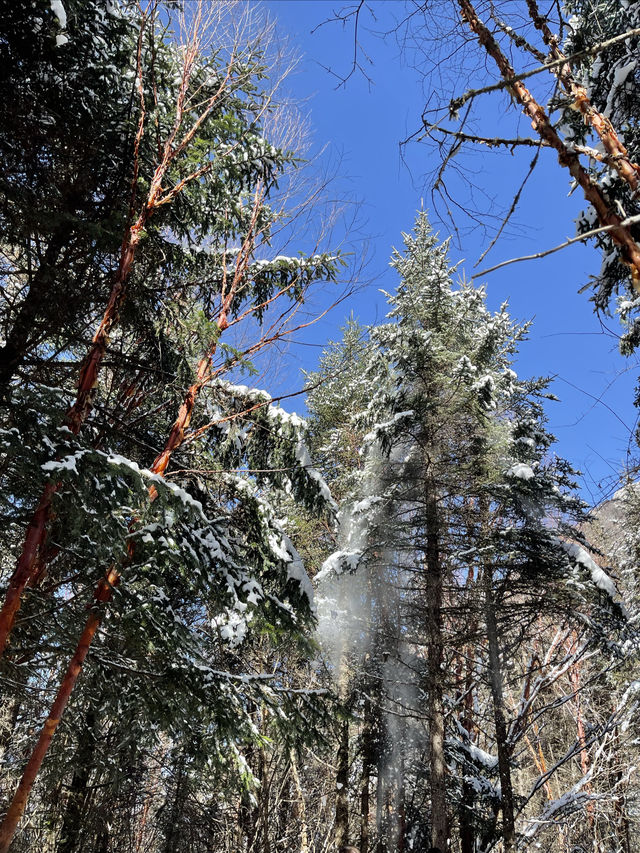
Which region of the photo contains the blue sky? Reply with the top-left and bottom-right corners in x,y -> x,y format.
261,0 -> 639,505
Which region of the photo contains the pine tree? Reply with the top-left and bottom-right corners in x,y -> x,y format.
315,212 -> 626,852
0,0 -> 136,388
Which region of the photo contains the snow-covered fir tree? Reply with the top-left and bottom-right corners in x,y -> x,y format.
313,213 -> 628,853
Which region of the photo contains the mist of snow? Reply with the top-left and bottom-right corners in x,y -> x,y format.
315,445 -> 423,842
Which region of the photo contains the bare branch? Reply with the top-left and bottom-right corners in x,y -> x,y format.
473,213 -> 640,280
447,26 -> 640,118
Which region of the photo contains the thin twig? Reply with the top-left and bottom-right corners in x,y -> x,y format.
475,143 -> 542,267
473,213 -> 640,279
448,26 -> 640,116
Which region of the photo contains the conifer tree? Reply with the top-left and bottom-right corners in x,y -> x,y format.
0,0 -> 135,388
0,3 -> 341,849
315,213 -> 625,852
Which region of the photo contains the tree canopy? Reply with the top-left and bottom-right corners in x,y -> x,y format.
1,3 -> 640,853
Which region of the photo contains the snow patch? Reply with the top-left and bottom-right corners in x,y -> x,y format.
316,549 -> 362,582
507,462 -> 535,481
295,441 -> 335,507
50,0 -> 67,28
562,541 -> 622,607
604,60 -> 637,118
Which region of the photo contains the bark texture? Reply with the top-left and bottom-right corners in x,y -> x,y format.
483,566 -> 516,853
424,483 -> 448,852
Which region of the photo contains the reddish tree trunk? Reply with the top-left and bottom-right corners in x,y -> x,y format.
149,354 -> 212,481
0,221 -> 261,849
0,173 -> 265,849
0,219 -> 147,658
0,567 -> 115,853
526,0 -> 640,196
0,481 -> 58,653
0,350 -> 215,849
0,145 -> 260,657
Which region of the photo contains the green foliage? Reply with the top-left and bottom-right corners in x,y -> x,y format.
0,4 -> 340,847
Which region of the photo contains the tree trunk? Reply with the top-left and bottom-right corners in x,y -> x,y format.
0,579 -> 113,853
335,716 -> 350,850
457,561 -> 478,853
458,652 -> 477,853
359,694 -> 373,853
289,750 -> 309,853
527,0 -> 640,196
0,692 -> 22,764
163,755 -> 185,853
56,712 -> 96,853
424,485 -> 448,852
395,750 -> 406,853
0,294 -> 234,847
483,566 -> 516,853
0,9 -> 247,656
94,826 -> 110,853
0,212 -> 145,660
0,139 -> 266,853
459,776 -> 476,853
375,716 -> 387,853
258,745 -> 271,853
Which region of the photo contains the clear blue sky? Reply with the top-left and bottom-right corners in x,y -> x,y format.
261,0 -> 639,506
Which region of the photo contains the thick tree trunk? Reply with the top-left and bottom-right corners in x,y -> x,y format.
359,694 -> 373,853
0,481 -> 58,655
424,485 -> 448,852
335,716 -> 350,850
483,566 -> 516,853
